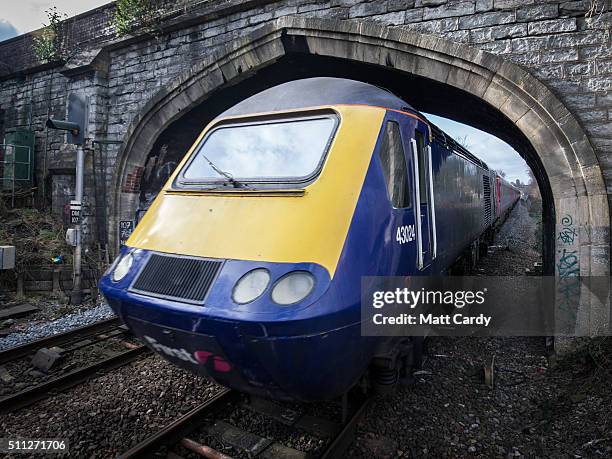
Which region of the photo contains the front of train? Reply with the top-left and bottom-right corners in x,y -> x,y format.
100,78 -> 402,401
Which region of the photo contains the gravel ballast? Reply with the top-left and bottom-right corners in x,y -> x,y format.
1,354 -> 222,458
0,302 -> 114,351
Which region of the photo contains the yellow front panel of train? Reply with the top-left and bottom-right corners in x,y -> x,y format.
126,105 -> 385,277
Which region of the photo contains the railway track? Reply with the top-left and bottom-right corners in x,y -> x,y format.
0,317 -> 151,414
120,388 -> 372,459
0,317 -> 121,364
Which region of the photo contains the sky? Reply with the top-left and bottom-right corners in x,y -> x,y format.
0,0 -> 111,38
425,114 -> 531,184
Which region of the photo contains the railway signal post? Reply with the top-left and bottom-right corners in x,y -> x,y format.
46,93 -> 89,305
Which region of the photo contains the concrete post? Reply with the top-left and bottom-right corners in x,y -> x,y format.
52,268 -> 61,294
16,272 -> 24,299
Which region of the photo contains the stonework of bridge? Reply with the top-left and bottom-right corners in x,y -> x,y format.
0,0 -> 610,335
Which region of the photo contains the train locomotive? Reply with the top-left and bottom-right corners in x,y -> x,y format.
99,78 -> 520,401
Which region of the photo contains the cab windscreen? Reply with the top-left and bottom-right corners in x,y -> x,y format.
177,115 -> 337,186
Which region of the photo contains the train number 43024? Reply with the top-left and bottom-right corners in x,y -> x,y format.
396,225 -> 416,244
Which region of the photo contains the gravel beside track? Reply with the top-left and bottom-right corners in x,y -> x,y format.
0,302 -> 114,351
476,199 -> 541,276
1,355 -> 222,458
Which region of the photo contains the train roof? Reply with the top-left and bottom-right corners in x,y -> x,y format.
220,77 -> 417,117
428,123 -> 490,171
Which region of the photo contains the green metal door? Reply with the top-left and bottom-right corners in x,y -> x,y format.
3,127 -> 35,190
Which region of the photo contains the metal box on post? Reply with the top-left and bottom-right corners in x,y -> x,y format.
2,127 -> 35,190
0,246 -> 15,270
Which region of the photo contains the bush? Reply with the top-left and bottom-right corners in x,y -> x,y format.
0,207 -> 70,272
113,0 -> 163,36
32,7 -> 68,63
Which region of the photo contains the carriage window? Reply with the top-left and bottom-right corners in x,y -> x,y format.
378,121 -> 411,208
179,116 -> 336,184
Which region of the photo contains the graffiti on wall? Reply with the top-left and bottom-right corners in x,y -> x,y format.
556,214 -> 580,334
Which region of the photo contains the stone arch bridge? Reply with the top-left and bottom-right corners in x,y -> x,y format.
0,0 -> 610,334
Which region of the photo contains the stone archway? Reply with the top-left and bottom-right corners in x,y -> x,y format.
110,16 -> 610,335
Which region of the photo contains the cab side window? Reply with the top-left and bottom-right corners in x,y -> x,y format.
378,121 -> 411,208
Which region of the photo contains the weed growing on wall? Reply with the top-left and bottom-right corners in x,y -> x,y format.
113,0 -> 165,37
32,7 -> 68,63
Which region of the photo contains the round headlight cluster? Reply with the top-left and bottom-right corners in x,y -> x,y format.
231,269 -> 316,306
112,253 -> 134,282
271,271 -> 315,305
232,269 -> 270,304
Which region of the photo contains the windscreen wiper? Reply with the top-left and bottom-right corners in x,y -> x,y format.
201,153 -> 244,188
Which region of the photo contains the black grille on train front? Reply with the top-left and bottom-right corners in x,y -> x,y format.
483,176 -> 492,225
130,254 -> 222,303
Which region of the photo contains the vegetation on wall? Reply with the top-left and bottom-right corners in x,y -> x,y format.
32,7 -> 68,63
113,0 -> 166,37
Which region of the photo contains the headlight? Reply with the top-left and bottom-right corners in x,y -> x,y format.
232,269 -> 270,304
271,271 -> 315,305
112,253 -> 134,282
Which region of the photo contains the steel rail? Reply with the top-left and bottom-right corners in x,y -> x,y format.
0,317 -> 120,364
119,387 -> 372,459
118,388 -> 237,459
320,396 -> 372,458
0,345 -> 149,414
180,437 -> 233,459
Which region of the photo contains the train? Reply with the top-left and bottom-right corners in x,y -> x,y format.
99,77 -> 520,401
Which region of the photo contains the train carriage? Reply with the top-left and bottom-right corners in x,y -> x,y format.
100,78 -> 519,401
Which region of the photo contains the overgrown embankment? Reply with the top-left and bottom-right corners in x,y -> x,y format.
0,201 -> 70,272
